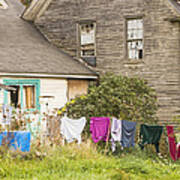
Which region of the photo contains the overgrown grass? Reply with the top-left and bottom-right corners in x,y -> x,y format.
0,140 -> 180,180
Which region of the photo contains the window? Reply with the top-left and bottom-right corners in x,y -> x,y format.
9,86 -> 20,108
127,19 -> 143,59
80,22 -> 95,57
78,21 -> 96,66
0,0 -> 8,9
3,80 -> 40,111
23,86 -> 35,109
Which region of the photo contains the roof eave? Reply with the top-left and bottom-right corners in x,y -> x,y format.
0,72 -> 98,80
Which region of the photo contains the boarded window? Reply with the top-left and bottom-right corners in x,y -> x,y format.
23,86 -> 35,109
68,80 -> 89,100
127,19 -> 143,59
79,23 -> 96,57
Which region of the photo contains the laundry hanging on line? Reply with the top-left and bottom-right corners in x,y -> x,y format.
60,115 -> 177,158
60,115 -> 86,144
111,118 -> 136,151
139,124 -> 163,153
111,117 -> 122,152
166,125 -> 180,161
90,117 -> 111,143
121,120 -> 136,148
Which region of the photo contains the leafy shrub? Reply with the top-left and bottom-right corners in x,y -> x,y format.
64,73 -> 158,125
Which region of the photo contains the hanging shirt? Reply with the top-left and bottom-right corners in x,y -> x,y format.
139,124 -> 163,153
111,118 -> 122,152
121,120 -> 136,148
166,126 -> 177,161
90,117 -> 110,143
60,116 -> 86,144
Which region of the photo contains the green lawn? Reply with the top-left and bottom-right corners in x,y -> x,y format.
0,142 -> 179,180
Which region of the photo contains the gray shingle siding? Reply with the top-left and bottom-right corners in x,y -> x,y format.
34,0 -> 180,124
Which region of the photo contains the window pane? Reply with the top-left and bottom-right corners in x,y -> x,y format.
128,40 -> 143,59
137,29 -> 143,39
127,19 -> 143,40
81,49 -> 95,56
80,22 -> 95,58
23,86 -> 35,109
127,29 -> 133,40
10,86 -> 20,108
137,40 -> 143,49
137,19 -> 143,29
127,18 -> 143,59
81,29 -> 95,45
80,23 -> 95,45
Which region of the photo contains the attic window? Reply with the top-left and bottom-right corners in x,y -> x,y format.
80,22 -> 96,57
78,22 -> 96,66
126,19 -> 143,60
0,0 -> 8,9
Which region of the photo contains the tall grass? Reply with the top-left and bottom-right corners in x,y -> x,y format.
0,140 -> 180,180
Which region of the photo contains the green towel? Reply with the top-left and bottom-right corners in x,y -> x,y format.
139,124 -> 163,153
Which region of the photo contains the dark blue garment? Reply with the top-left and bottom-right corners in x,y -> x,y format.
121,120 -> 136,147
0,131 -> 31,152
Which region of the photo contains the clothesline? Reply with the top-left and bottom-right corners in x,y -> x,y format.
60,116 -> 180,161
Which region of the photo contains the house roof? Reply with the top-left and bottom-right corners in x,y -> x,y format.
0,0 -> 97,77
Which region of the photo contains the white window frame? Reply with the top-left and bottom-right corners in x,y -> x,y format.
78,21 -> 96,58
126,18 -> 143,60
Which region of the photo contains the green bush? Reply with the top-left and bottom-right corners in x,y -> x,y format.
65,73 -> 158,124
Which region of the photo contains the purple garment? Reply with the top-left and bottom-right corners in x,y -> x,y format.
111,118 -> 122,152
90,117 -> 110,143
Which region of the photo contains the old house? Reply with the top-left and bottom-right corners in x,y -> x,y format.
22,0 -> 180,125
0,0 -> 97,131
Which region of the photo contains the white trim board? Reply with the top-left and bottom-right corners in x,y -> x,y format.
0,72 -> 98,79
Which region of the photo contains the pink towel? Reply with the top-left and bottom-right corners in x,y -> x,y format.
166,126 -> 177,161
90,117 -> 110,143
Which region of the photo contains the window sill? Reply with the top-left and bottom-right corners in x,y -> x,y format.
124,59 -> 144,65
123,59 -> 145,67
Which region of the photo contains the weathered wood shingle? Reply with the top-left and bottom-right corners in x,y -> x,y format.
32,0 -> 180,124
